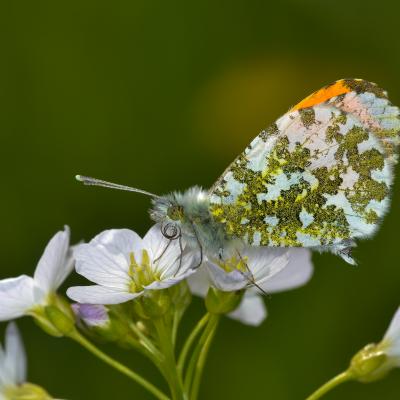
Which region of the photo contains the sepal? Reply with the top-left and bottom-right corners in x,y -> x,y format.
31,294 -> 76,337
205,287 -> 244,314
133,290 -> 171,319
349,343 -> 389,382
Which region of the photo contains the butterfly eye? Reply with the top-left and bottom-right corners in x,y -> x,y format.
161,222 -> 181,240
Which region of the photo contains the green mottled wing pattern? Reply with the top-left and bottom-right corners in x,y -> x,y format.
208,79 -> 400,259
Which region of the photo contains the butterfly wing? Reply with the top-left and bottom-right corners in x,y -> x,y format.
209,79 -> 400,262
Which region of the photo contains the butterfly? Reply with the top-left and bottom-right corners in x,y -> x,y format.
77,79 -> 400,265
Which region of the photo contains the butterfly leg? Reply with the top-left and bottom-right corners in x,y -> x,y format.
173,235 -> 184,277
189,220 -> 204,269
154,237 -> 172,263
235,250 -> 269,296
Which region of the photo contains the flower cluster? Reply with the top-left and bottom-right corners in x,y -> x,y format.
0,223 -> 315,399
1,223 -> 399,400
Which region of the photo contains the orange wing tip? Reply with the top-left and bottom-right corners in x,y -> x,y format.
291,79 -> 387,112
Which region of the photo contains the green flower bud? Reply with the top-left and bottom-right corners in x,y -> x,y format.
4,383 -> 53,400
30,294 -> 76,337
73,303 -> 134,346
205,287 -> 244,314
44,305 -> 75,336
32,311 -> 65,337
133,290 -> 171,319
349,343 -> 388,382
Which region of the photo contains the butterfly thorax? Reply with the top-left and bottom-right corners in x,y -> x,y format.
149,186 -> 236,255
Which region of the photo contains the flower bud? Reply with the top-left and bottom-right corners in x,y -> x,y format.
72,303 -> 110,328
32,311 -> 65,337
349,343 -> 389,382
31,294 -> 76,337
44,305 -> 75,336
133,290 -> 171,319
73,303 -> 132,345
4,383 -> 53,399
205,287 -> 244,314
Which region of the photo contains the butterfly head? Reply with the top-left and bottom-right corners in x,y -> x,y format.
149,187 -> 210,242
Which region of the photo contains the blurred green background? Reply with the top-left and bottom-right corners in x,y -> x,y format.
1,1 -> 400,399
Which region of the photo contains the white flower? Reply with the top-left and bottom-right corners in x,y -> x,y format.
67,225 -> 197,305
0,227 -> 73,321
188,248 -> 313,326
381,307 -> 400,364
0,323 -> 26,398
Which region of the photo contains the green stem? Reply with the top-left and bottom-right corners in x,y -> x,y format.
178,313 -> 209,376
129,322 -> 163,360
69,330 -> 170,400
153,318 -> 186,400
171,310 -> 180,348
305,371 -> 353,400
190,314 -> 219,400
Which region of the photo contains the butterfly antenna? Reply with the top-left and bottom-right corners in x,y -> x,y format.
75,175 -> 161,199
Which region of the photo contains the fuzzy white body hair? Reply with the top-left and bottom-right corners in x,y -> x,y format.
150,186 -> 242,257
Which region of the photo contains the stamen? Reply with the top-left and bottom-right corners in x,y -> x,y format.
127,250 -> 160,293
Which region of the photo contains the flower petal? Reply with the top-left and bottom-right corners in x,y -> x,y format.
67,285 -> 139,304
143,225 -> 183,273
187,266 -> 209,297
73,229 -> 143,289
205,260 -> 247,291
34,226 -> 72,293
260,248 -> 313,293
241,247 -> 289,286
383,307 -> 400,358
4,322 -> 26,384
0,276 -> 36,321
144,268 -> 196,291
187,265 -> 268,326
228,294 -> 267,326
92,229 -> 144,257
72,303 -> 109,327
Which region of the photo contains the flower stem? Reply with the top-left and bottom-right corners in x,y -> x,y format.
153,318 -> 187,400
189,314 -> 219,400
69,330 -> 170,400
177,313 -> 210,375
305,371 -> 353,400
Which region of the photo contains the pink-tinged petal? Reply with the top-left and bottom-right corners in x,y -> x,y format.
72,303 -> 109,327
260,248 -> 313,293
4,322 -> 26,384
228,294 -> 267,326
34,226 -> 72,292
67,285 -> 139,305
0,276 -> 36,321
